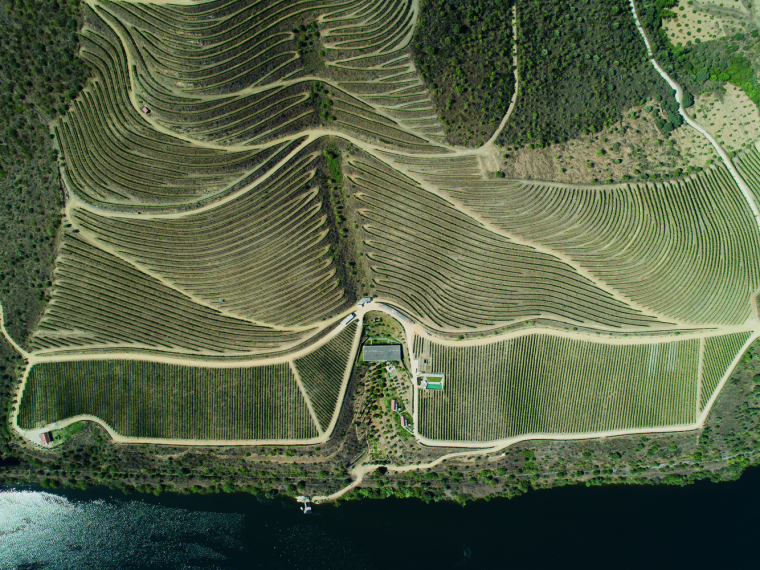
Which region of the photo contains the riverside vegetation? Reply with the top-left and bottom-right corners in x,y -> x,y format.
2,0 -> 760,506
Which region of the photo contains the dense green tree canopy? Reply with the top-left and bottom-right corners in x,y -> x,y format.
0,0 -> 89,344
412,0 -> 515,146
501,0 -> 671,148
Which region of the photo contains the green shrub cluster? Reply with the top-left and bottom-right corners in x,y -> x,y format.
310,82 -> 335,122
0,0 -> 88,129
671,38 -> 760,106
412,0 -> 516,146
653,95 -> 684,135
294,20 -> 323,73
0,0 -> 88,346
639,1 -> 760,109
0,345 -> 21,459
501,0 -> 671,148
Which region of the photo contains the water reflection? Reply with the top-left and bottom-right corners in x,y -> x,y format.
0,489 -> 243,569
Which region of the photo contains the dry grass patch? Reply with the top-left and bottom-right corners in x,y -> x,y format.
501,105 -> 702,184
673,123 -> 721,167
697,0 -> 750,16
690,84 -> 760,152
663,6 -> 729,45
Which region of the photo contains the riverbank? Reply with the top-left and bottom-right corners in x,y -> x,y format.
2,330 -> 759,508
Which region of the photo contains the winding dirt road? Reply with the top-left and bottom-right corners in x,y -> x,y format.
628,0 -> 760,229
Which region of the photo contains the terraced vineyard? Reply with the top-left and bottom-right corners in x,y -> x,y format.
8,0 -> 760,448
700,332 -> 753,412
348,155 -> 663,330
92,0 -> 446,154
439,164 -> 760,326
735,148 -> 760,211
72,145 -> 345,327
294,322 -> 359,432
18,360 -> 318,441
30,235 -> 308,356
58,11 -> 296,208
415,335 -> 701,443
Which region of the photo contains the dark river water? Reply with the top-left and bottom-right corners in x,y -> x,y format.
2,468 -> 759,570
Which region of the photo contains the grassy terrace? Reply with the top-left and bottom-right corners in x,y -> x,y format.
735,147 -> 760,211
101,0 -> 335,94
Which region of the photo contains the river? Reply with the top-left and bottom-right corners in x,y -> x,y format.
2,469 -> 760,569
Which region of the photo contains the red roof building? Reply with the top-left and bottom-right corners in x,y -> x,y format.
391,399 -> 397,411
40,432 -> 52,445
141,106 -> 150,114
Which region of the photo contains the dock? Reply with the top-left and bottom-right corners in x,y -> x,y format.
296,495 -> 313,514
